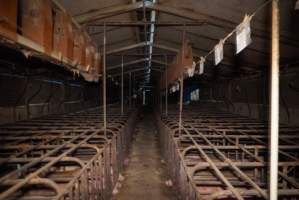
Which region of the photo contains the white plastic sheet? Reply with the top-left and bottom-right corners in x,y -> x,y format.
187,61 -> 196,77
199,57 -> 205,75
187,61 -> 196,78
190,89 -> 200,101
171,85 -> 176,93
236,15 -> 252,54
214,40 -> 224,65
176,82 -> 180,91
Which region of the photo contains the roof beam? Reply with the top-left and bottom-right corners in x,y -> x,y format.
75,1 -> 299,47
107,58 -> 167,71
110,67 -> 162,77
106,41 -> 197,57
107,58 -> 147,70
147,3 -> 299,47
75,2 -> 143,24
106,42 -> 146,55
88,21 -> 206,27
111,67 -> 147,77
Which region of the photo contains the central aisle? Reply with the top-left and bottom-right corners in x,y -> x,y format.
114,112 -> 175,200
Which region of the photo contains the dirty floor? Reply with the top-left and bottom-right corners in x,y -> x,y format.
114,113 -> 175,200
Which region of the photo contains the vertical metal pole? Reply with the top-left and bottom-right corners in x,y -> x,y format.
178,24 -> 186,134
129,72 -> 132,108
121,55 -> 124,115
160,66 -> 162,113
179,76 -> 184,135
143,90 -> 146,105
270,0 -> 279,199
165,55 -> 168,116
181,24 -> 186,61
103,24 -> 107,136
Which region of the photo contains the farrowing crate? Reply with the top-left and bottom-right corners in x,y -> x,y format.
0,106 -> 137,200
156,104 -> 299,200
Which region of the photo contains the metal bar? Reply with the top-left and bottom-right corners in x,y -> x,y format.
107,58 -> 166,71
157,102 -> 299,199
179,76 -> 183,135
75,2 -> 143,23
0,105 -> 137,200
87,21 -> 206,26
103,24 -> 107,136
160,65 -> 163,113
106,42 -> 183,55
129,72 -> 132,108
178,26 -> 186,135
270,0 -> 280,199
121,55 -> 124,115
165,55 -> 168,116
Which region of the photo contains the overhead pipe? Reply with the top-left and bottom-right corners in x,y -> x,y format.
269,0 -> 280,200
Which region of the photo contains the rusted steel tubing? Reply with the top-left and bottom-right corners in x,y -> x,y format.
157,104 -> 299,200
186,127 -> 267,198
2,178 -> 61,195
55,145 -> 107,199
181,127 -> 245,200
0,106 -> 138,199
0,129 -> 104,199
0,129 -> 92,185
208,189 -> 299,200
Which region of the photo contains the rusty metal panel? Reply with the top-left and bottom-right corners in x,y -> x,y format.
53,9 -> 74,61
73,29 -> 86,66
85,43 -> 96,72
20,0 -> 53,53
160,38 -> 193,89
0,0 -> 18,40
94,52 -> 102,75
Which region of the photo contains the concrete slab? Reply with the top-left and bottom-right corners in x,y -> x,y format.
114,113 -> 176,200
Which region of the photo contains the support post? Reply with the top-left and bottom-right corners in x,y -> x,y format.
179,76 -> 184,135
121,55 -> 124,115
165,54 -> 168,116
178,24 -> 186,134
103,24 -> 107,136
160,66 -> 163,113
270,0 -> 280,200
129,72 -> 132,108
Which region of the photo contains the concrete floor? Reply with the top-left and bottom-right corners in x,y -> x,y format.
114,113 -> 176,200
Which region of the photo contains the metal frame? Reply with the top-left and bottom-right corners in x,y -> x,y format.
0,106 -> 137,199
157,104 -> 299,200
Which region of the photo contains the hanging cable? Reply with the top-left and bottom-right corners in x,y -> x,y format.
196,0 -> 272,65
